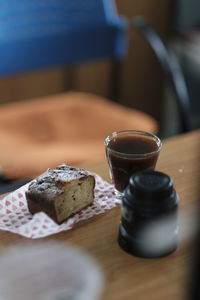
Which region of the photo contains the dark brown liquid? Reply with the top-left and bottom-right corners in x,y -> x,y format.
106,135 -> 159,192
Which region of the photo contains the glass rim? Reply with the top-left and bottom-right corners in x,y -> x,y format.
104,130 -> 162,158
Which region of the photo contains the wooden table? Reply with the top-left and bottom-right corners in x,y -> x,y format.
0,130 -> 200,300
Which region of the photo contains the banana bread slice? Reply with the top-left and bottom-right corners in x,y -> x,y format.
26,164 -> 95,224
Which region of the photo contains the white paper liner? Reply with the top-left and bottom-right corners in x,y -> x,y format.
0,174 -> 120,238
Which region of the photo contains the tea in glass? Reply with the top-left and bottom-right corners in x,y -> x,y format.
105,130 -> 162,196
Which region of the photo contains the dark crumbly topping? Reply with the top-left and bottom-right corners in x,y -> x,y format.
37,164 -> 88,182
27,164 -> 89,198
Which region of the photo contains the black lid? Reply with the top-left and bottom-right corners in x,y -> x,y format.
124,170 -> 178,211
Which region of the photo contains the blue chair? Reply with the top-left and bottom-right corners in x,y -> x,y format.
0,0 -> 127,76
0,1 -> 158,193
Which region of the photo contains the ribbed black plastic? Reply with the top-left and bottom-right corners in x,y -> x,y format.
118,170 -> 179,258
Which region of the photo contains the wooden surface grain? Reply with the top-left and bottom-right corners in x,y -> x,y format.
0,130 -> 199,300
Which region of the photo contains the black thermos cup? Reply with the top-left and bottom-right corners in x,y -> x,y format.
118,170 -> 179,258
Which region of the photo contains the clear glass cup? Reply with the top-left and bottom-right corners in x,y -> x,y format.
105,130 -> 162,197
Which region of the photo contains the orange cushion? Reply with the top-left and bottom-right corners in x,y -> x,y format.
0,92 -> 158,179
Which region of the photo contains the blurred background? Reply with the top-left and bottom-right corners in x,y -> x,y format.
0,0 -> 199,137
0,0 -> 199,186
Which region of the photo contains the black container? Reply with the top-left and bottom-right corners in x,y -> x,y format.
118,170 -> 179,258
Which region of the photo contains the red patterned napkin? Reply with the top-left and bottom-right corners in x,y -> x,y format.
0,174 -> 120,238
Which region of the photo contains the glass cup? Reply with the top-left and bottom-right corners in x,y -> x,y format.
105,130 -> 162,197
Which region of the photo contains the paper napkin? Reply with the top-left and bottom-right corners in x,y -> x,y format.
0,174 -> 120,238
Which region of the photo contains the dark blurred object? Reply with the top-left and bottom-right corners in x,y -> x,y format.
188,238 -> 200,300
0,1 -> 158,193
133,16 -> 192,135
0,166 -> 31,193
186,200 -> 200,300
0,176 -> 31,194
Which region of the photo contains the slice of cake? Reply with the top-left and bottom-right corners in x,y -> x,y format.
26,164 -> 95,224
